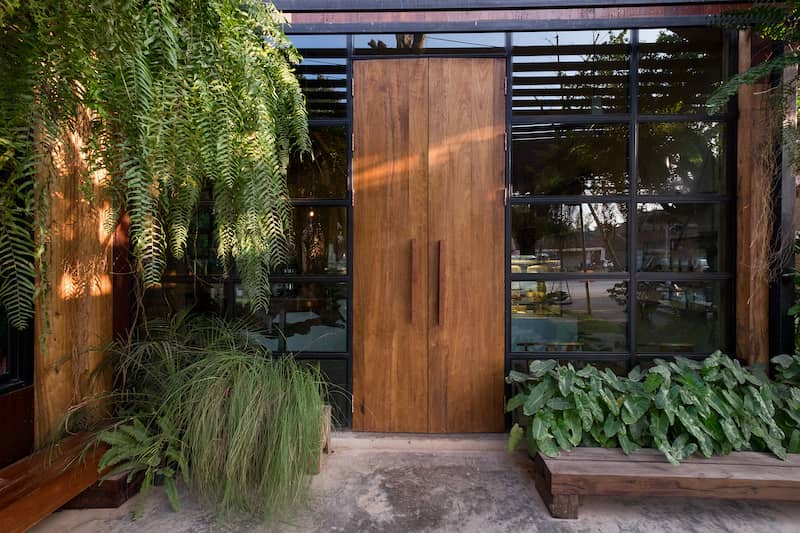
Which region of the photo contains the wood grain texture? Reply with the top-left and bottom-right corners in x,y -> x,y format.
427,58 -> 505,433
287,4 -> 750,24
0,433 -> 106,533
34,106 -> 114,446
353,58 -> 505,433
353,59 -> 430,432
735,30 -> 771,367
533,448 -> 800,519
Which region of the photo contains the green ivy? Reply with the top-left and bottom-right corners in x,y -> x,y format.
507,353 -> 800,464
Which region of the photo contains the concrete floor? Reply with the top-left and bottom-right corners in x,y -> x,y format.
33,434 -> 800,533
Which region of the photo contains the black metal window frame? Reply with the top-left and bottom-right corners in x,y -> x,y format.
295,23 -> 736,399
147,24 -> 738,426
505,28 -> 738,372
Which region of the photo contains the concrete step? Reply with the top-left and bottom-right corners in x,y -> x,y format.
331,431 -> 507,452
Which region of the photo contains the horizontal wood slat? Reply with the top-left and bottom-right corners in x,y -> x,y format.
532,448 -> 800,519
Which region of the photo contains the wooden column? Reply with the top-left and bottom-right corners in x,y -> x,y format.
34,107 -> 114,447
736,30 -> 772,367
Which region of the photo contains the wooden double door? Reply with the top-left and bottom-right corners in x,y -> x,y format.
353,58 -> 505,433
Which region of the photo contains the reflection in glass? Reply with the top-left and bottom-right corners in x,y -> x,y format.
636,281 -> 729,353
638,122 -> 726,194
511,123 -> 628,196
636,203 -> 727,273
638,28 -> 726,114
142,281 -> 226,319
512,30 -> 629,115
354,33 -> 504,54
511,204 -> 627,272
278,206 -> 347,275
236,283 -> 347,353
288,126 -> 348,198
300,359 -> 349,427
290,35 -> 348,118
511,280 -> 627,352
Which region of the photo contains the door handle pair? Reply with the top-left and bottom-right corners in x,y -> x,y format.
409,239 -> 444,325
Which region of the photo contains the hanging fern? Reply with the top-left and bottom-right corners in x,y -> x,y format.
707,0 -> 800,113
0,0 -> 309,328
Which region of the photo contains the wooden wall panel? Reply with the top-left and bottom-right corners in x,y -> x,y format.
427,59 -> 505,433
353,59 -> 430,432
286,4 -> 750,27
34,108 -> 114,446
735,29 -> 771,367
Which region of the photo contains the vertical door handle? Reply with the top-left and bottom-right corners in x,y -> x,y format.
410,239 -> 417,324
438,240 -> 445,325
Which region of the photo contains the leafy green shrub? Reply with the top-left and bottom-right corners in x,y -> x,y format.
97,312 -> 324,519
507,352 -> 800,464
772,354 -> 800,453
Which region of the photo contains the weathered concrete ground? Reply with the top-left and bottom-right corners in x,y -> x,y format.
33,434 -> 800,533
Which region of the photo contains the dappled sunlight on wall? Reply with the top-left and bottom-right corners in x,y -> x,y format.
34,105 -> 114,447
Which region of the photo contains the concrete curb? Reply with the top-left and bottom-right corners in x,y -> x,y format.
330,432 -> 508,452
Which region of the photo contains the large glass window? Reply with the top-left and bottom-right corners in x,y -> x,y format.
510,27 -> 734,369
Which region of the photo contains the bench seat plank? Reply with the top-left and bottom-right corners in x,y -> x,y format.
549,447 -> 800,467
532,448 -> 800,519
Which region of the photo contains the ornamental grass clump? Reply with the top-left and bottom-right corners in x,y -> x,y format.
97,312 -> 324,519
507,352 -> 800,465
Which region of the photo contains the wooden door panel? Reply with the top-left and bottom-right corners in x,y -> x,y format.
427,59 -> 506,433
353,59 -> 430,432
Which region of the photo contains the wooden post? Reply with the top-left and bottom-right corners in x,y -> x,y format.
736,30 -> 772,367
33,106 -> 114,447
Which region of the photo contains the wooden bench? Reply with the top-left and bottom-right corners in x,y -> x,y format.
532,447 -> 800,519
0,434 -> 106,533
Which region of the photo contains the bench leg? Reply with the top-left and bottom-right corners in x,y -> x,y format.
548,495 -> 579,519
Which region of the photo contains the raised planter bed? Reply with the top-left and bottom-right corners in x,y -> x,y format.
532,447 -> 800,519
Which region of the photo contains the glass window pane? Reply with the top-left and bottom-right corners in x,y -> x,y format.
636,280 -> 730,353
638,28 -> 726,114
511,123 -> 629,196
511,204 -> 627,272
354,33 -> 504,54
638,122 -> 727,195
277,206 -> 347,275
235,283 -> 347,353
512,30 -> 630,116
299,359 -> 349,428
291,35 -> 347,119
511,280 -> 628,352
142,281 -> 226,318
636,203 -> 728,273
0,309 -> 9,378
288,126 -> 348,199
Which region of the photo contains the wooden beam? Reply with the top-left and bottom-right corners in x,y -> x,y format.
735,30 -> 772,367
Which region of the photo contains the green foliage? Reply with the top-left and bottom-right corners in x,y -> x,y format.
0,1 -> 310,328
97,312 -> 325,519
707,0 -> 800,113
507,353 -> 800,464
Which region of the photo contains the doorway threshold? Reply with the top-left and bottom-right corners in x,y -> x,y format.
331,432 -> 507,452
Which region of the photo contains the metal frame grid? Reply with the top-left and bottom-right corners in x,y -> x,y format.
151,22 -> 740,428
